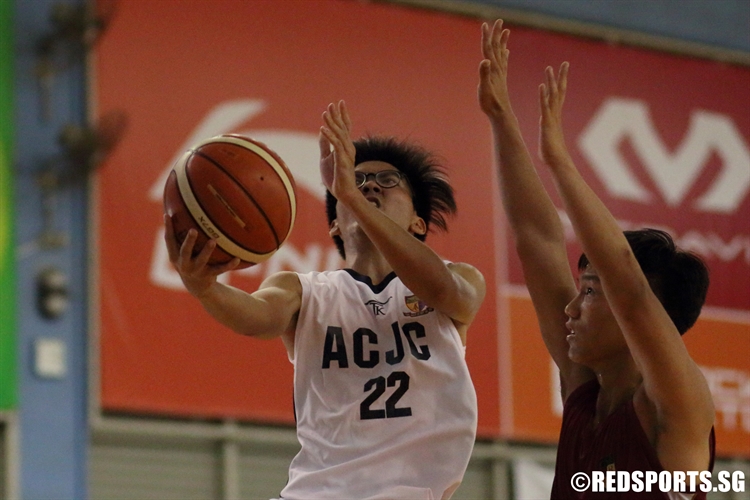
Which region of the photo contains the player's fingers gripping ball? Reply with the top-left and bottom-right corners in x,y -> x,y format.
163,134 -> 297,269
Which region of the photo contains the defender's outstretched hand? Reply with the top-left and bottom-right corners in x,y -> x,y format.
163,215 -> 239,298
478,19 -> 511,121
320,100 -> 357,203
538,62 -> 572,169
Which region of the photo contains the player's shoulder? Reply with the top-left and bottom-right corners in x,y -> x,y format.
260,270 -> 302,294
293,269 -> 361,292
295,268 -> 347,281
447,261 -> 482,275
447,262 -> 486,290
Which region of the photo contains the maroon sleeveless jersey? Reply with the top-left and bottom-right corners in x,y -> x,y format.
551,379 -> 716,499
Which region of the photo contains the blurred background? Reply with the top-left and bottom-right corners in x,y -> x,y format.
1,0 -> 748,498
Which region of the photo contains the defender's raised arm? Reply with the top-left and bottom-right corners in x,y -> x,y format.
478,20 -> 591,398
538,62 -> 714,474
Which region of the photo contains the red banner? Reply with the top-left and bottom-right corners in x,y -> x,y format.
95,0 -> 750,456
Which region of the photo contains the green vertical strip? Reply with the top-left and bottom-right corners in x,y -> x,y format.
0,0 -> 16,409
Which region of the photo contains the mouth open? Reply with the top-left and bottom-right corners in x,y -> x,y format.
366,196 -> 381,208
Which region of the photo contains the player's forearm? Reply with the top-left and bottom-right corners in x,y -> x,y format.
196,282 -> 280,339
345,193 -> 476,322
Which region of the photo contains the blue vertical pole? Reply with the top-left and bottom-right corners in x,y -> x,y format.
13,0 -> 88,497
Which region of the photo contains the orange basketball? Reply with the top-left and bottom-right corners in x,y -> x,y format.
163,134 -> 296,269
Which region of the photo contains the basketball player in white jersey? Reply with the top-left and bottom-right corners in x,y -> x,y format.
164,100 -> 486,500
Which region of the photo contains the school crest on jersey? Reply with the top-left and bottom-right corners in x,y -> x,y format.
403,295 -> 433,317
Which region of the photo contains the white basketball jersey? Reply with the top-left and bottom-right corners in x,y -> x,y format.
280,269 -> 478,500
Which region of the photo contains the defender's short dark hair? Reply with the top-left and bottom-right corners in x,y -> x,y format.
577,228 -> 709,335
326,136 -> 456,259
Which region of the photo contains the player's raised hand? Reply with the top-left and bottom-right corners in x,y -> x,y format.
478,19 -> 511,121
164,215 -> 239,297
320,100 -> 357,204
538,62 -> 572,168
319,130 -> 335,192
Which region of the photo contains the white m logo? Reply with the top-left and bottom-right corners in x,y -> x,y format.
578,98 -> 750,213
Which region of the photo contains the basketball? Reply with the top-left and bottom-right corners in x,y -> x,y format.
163,134 -> 296,269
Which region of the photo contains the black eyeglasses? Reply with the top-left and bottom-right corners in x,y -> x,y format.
355,170 -> 405,189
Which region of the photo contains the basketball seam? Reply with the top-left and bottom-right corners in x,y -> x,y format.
193,148 -> 282,250
207,135 -> 296,243
173,151 -> 274,262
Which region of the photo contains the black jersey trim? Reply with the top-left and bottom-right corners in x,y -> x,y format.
343,269 -> 397,294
